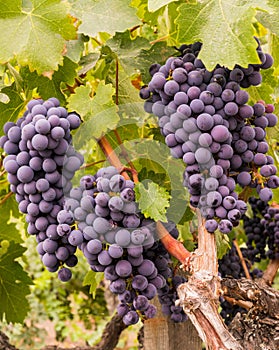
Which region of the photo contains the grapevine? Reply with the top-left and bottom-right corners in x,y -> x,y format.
0,2 -> 279,350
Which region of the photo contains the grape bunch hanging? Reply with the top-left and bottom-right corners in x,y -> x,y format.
140,38 -> 279,234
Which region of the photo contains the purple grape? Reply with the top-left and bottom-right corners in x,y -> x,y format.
133,295 -> 149,311
98,250 -> 113,266
144,304 -> 157,319
132,275 -> 148,291
110,278 -> 126,294
218,219 -> 233,234
237,172 -> 251,187
123,310 -> 139,325
259,188 -> 273,202
205,219 -> 218,233
196,113 -> 214,131
108,244 -> 123,259
211,125 -> 230,143
115,260 -> 132,278
190,99 -> 204,113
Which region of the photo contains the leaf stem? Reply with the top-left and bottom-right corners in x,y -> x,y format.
79,159 -> 106,170
0,192 -> 13,206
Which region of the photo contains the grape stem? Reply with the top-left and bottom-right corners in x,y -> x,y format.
0,192 -> 13,206
233,240 -> 251,280
79,159 -> 106,170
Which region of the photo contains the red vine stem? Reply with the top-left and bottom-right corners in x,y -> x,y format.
113,130 -> 139,183
97,136 -> 130,180
156,221 -> 191,265
233,240 -> 251,280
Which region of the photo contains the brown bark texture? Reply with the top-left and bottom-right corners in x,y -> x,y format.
223,278 -> 279,350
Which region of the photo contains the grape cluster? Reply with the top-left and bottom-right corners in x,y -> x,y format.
0,98 -> 83,280
242,197 -> 279,261
140,39 -> 278,234
61,166 -> 187,325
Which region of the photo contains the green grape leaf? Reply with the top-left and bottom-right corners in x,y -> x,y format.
134,181 -> 171,222
0,83 -> 25,132
21,57 -> 78,104
83,270 -> 104,299
175,0 -> 271,70
68,82 -> 119,148
147,0 -> 179,12
256,3 -> 279,36
0,195 -> 23,243
134,42 -> 177,83
66,35 -> 86,64
177,222 -> 195,252
0,0 -> 76,74
107,32 -> 176,82
215,231 -> 230,260
78,52 -> 101,76
131,0 -> 163,26
271,34 -> 279,75
123,138 -> 188,224
71,0 -> 141,37
0,241 -> 32,323
107,31 -> 150,77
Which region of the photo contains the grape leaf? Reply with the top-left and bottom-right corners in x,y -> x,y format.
107,32 -> 176,83
256,3 -> 279,36
71,0 -> 141,37
215,231 -> 230,259
133,42 -> 177,83
0,241 -> 32,323
107,31 -> 150,77
21,57 -> 78,104
271,34 -> 279,75
147,0 -> 179,12
0,83 -> 25,133
0,0 -> 76,74
0,195 -> 23,244
67,82 -> 119,148
134,181 -> 170,222
83,270 -> 104,299
177,222 -> 195,252
175,0 -> 271,70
